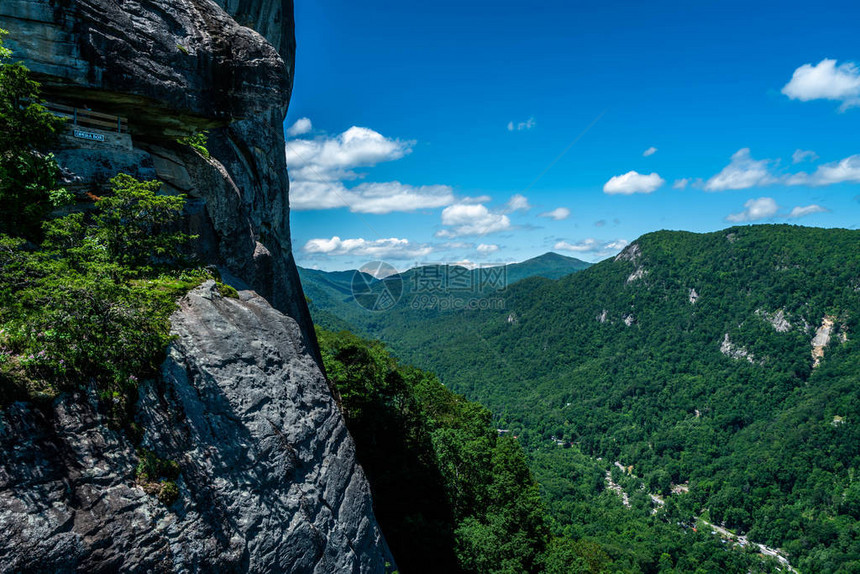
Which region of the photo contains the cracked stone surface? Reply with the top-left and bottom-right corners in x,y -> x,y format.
0,282 -> 393,572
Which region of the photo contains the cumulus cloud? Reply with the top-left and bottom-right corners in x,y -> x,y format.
287,125 -> 412,181
782,59 -> 860,111
303,236 -> 435,260
286,124 -> 456,213
726,197 -> 779,222
792,149 -> 819,164
290,180 -> 455,214
643,146 -> 658,157
705,148 -> 775,191
786,154 -> 860,186
539,207 -> 571,221
603,171 -> 665,195
788,204 -> 829,218
436,204 -> 512,238
505,194 -> 531,212
508,117 -> 536,131
673,178 -> 690,190
699,150 -> 860,191
476,243 -> 499,254
286,117 -> 313,136
554,238 -> 629,257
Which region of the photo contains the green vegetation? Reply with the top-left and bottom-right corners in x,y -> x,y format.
299,252 -> 590,335
136,448 -> 181,505
0,173 -> 206,420
177,131 -> 210,159
309,225 -> 860,572
0,29 -> 69,240
0,36 -> 207,431
318,328 -> 548,574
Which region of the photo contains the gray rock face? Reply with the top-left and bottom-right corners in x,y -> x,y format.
0,0 -> 393,571
0,283 -> 393,572
0,0 -> 289,134
0,0 -> 315,348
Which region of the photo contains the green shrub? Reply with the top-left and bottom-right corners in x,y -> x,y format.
177,131 -> 210,159
0,174 -> 208,420
158,481 -> 180,505
216,282 -> 239,299
136,448 -> 182,506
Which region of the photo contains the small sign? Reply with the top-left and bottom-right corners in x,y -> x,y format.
74,129 -> 105,142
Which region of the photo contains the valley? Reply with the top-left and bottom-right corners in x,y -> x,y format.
304,224 -> 860,572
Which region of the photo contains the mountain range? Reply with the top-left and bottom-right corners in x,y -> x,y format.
305,224 -> 860,572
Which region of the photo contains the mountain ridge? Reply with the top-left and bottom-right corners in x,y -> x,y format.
306,223 -> 860,571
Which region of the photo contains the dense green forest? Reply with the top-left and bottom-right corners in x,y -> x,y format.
308,225 -> 860,572
318,328 -> 549,573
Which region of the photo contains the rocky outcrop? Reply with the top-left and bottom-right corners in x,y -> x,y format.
688,288 -> 699,304
0,0 -> 394,570
0,0 -> 289,134
757,308 -> 792,333
811,315 -> 835,368
720,333 -> 756,364
0,282 -> 393,572
0,0 -> 314,347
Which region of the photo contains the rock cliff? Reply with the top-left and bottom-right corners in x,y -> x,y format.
0,0 -> 311,341
0,0 -> 394,571
0,283 -> 392,572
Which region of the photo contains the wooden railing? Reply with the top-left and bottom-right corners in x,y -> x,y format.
42,101 -> 128,134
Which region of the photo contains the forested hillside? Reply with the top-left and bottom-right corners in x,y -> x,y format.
299,251 -> 590,334
309,225 -> 860,572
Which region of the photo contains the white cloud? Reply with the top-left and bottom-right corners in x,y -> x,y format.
554,238 -> 629,257
539,207 -> 571,221
290,180 -> 455,213
437,204 -> 512,237
672,178 -> 690,190
450,259 -> 480,270
303,236 -> 435,259
705,148 -> 775,191
726,197 -> 779,222
508,117 -> 536,131
505,194 -> 531,212
787,154 -> 860,186
286,123 -> 457,213
788,204 -> 829,218
643,146 -> 658,157
460,195 -> 493,204
286,117 -> 313,136
603,171 -> 665,195
782,59 -> 860,111
477,243 -> 499,254
792,149 -> 819,164
287,125 -> 413,182
694,150 -> 860,192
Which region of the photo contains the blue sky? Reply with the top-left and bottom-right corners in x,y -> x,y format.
285,0 -> 860,271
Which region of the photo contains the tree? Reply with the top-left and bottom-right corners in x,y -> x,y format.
0,29 -> 68,239
95,174 -> 191,268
